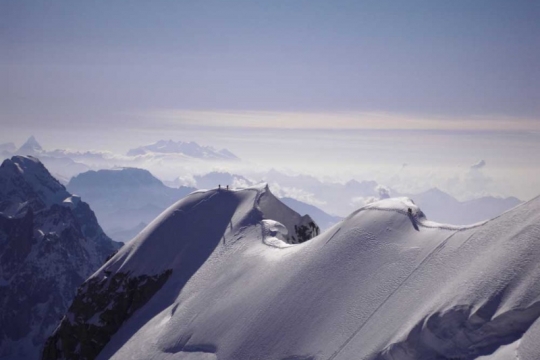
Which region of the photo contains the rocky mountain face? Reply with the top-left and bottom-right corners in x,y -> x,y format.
0,156 -> 121,360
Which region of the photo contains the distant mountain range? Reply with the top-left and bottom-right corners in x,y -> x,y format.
1,137 -> 523,227
127,140 -> 239,160
67,168 -> 196,242
0,156 -> 121,359
409,187 -> 521,225
0,136 -> 241,180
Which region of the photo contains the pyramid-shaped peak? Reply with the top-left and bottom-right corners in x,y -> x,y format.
17,136 -> 42,154
24,136 -> 41,147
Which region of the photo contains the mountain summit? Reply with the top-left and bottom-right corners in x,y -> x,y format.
15,136 -> 43,156
126,140 -> 240,160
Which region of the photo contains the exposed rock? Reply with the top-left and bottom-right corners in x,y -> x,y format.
43,269 -> 172,360
0,156 -> 121,359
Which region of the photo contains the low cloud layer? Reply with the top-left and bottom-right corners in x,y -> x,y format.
148,110 -> 540,132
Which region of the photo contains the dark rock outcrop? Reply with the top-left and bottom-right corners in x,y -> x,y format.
0,156 -> 121,359
43,269 -> 172,360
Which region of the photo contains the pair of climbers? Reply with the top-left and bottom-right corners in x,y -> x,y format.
218,184 -> 229,190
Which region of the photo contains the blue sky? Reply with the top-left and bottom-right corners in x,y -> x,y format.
2,0 -> 540,199
3,0 -> 539,117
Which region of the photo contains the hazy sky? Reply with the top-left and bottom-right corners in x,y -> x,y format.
2,0 -> 540,199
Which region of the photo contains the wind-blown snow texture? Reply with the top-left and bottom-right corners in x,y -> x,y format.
0,156 -> 121,360
46,186 -> 539,360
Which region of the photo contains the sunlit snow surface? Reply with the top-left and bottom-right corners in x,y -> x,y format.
82,185 -> 540,360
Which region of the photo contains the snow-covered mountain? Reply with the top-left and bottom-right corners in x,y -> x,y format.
7,137 -> 91,178
4,136 -> 242,181
127,140 -> 240,161
43,185 -> 319,359
15,135 -> 42,155
0,156 -> 121,360
67,168 -> 196,242
44,185 -> 540,359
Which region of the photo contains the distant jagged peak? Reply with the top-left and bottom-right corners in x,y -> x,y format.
419,187 -> 456,200
16,135 -> 43,155
126,139 -> 240,160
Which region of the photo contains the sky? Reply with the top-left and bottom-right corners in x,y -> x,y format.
2,0 -> 540,200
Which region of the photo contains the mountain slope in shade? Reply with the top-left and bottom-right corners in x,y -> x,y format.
45,184 -> 540,360
0,156 -> 121,360
126,140 -> 240,160
67,168 -> 196,241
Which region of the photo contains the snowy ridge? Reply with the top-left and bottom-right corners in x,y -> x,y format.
95,184 -> 318,277
357,196 -> 485,231
46,188 -> 540,360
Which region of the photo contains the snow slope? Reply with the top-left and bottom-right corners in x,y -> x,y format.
46,186 -> 540,360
